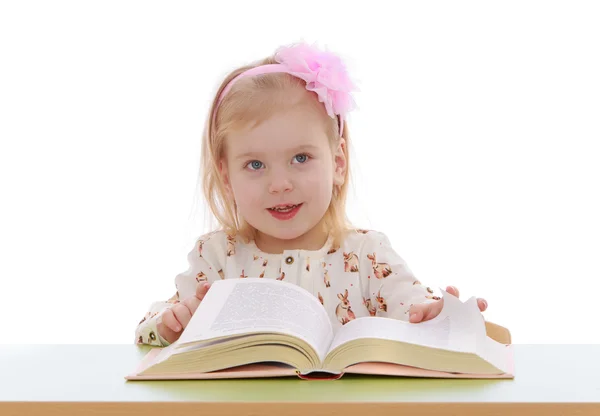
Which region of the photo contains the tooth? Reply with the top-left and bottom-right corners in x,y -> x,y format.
274,205 -> 293,211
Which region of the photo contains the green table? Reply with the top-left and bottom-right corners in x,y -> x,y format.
0,344 -> 598,415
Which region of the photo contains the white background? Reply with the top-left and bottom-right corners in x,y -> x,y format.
1,1 -> 598,344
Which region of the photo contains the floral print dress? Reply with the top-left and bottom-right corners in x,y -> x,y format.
135,229 -> 438,346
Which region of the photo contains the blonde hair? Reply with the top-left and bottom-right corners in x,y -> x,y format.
199,55 -> 354,249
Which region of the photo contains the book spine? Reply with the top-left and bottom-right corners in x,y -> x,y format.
296,370 -> 344,381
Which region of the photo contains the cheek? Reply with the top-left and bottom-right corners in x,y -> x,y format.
303,165 -> 334,196
229,174 -> 263,208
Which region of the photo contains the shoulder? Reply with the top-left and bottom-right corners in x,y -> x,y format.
192,229 -> 252,258
338,228 -> 391,252
188,229 -> 230,259
195,229 -> 227,246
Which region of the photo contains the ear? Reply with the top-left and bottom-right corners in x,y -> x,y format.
219,160 -> 232,194
332,138 -> 347,187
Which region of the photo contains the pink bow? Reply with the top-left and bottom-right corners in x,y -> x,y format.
274,43 -> 357,120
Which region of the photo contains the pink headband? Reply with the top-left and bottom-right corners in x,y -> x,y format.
212,43 -> 357,137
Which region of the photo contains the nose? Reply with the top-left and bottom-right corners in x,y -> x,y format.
268,171 -> 293,194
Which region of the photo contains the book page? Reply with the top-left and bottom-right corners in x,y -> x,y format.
327,289 -> 484,356
327,315 -> 454,355
176,278 -> 333,363
478,336 -> 514,375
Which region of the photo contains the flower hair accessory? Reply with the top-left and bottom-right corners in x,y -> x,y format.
213,42 -> 357,136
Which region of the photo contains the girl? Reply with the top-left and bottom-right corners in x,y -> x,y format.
135,43 -> 488,347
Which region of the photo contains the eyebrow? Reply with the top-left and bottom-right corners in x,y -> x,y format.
234,144 -> 321,160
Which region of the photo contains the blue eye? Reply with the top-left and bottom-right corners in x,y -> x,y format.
246,160 -> 264,170
293,154 -> 309,164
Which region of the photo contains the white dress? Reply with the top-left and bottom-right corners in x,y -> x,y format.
135,229 -> 438,346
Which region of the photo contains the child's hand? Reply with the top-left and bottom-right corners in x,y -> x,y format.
157,282 -> 211,344
409,286 -> 488,323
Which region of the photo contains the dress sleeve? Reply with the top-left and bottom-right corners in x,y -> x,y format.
359,231 -> 438,321
134,231 -> 226,347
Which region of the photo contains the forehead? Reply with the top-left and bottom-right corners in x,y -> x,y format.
226,106 -> 331,158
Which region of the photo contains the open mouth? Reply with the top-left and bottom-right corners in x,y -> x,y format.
267,203 -> 303,220
268,203 -> 302,212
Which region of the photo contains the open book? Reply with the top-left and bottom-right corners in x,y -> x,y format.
127,278 -> 514,380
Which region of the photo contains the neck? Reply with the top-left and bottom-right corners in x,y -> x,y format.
254,219 -> 329,254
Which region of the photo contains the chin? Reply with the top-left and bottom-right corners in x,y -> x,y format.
265,225 -> 309,241
249,219 -> 312,242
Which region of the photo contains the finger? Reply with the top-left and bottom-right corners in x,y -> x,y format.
409,306 -> 424,323
446,286 -> 460,298
422,300 -> 444,322
186,282 -> 211,314
410,299 -> 444,323
477,298 -> 488,312
184,283 -> 210,315
157,310 -> 181,344
409,304 -> 432,323
156,322 -> 178,345
160,308 -> 183,333
195,282 -> 211,301
171,303 -> 193,329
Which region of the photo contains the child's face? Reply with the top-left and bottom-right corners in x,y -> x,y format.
221,105 -> 345,244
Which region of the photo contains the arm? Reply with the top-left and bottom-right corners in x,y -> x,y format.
359,231 -> 437,321
134,294 -> 181,347
134,231 -> 225,346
